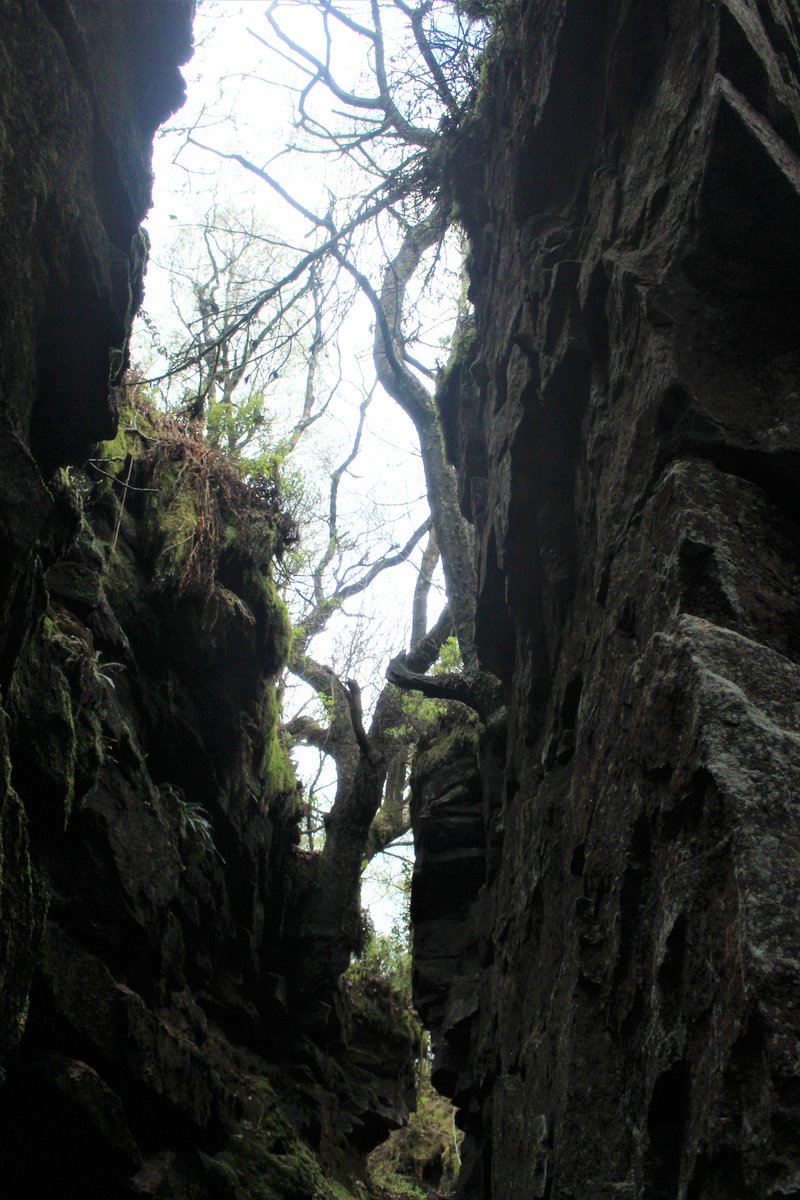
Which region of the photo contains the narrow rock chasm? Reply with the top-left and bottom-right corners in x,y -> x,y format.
1,2 -> 800,1199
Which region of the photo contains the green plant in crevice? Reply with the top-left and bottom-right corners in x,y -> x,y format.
60,634 -> 125,704
92,651 -> 126,690
157,782 -> 224,862
94,384 -> 299,619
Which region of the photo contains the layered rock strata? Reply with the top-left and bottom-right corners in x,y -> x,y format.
415,1 -> 800,1196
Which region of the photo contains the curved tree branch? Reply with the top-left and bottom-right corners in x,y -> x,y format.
385,658 -> 502,722
284,714 -> 337,756
340,218 -> 480,670
344,679 -> 373,757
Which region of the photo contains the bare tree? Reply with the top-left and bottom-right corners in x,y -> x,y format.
143,200 -> 453,838
150,0 -> 499,992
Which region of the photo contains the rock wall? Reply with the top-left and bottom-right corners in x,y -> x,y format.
416,1 -> 800,1196
0,4 -> 415,1197
0,0 -> 194,1087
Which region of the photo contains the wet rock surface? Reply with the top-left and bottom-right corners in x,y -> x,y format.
415,1 -> 800,1196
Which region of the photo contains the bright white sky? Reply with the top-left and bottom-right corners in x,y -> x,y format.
136,0 -> 461,931
139,1 -> 441,645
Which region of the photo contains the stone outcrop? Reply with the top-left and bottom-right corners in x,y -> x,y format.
410,716 -> 484,1101
414,1 -> 800,1196
0,4 -> 416,1197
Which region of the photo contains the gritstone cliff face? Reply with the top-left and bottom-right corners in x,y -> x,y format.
0,4 -> 415,1197
413,1 -> 800,1197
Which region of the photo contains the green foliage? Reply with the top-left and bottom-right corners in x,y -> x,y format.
91,652 -> 125,690
206,388 -> 272,461
346,887 -> 419,1046
369,1066 -> 462,1197
433,635 -> 462,675
345,954 -> 419,1048
204,392 -> 316,572
358,895 -> 462,1198
351,925 -> 413,1008
97,388 -> 298,631
368,1166 -> 426,1199
350,888 -> 462,1195
384,637 -> 468,745
396,692 -> 445,739
157,783 -> 224,862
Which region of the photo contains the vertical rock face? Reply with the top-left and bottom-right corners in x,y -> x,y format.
0,5 -> 417,1196
0,0 -> 194,1083
417,1 -> 800,1196
0,0 -> 191,472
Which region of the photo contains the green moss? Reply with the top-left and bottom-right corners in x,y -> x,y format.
199,1074 -> 356,1200
470,3 -> 508,116
345,964 -> 421,1049
94,393 -> 299,689
198,1153 -> 240,1190
102,514 -> 150,628
260,685 -> 297,800
148,462 -> 201,588
266,590 -> 292,664
325,1186 -> 358,1200
264,727 -> 296,798
369,1065 -> 462,1197
411,712 -> 480,784
92,395 -> 300,833
368,1168 -> 426,1199
93,395 -> 201,595
436,312 -> 477,402
95,396 -> 151,466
